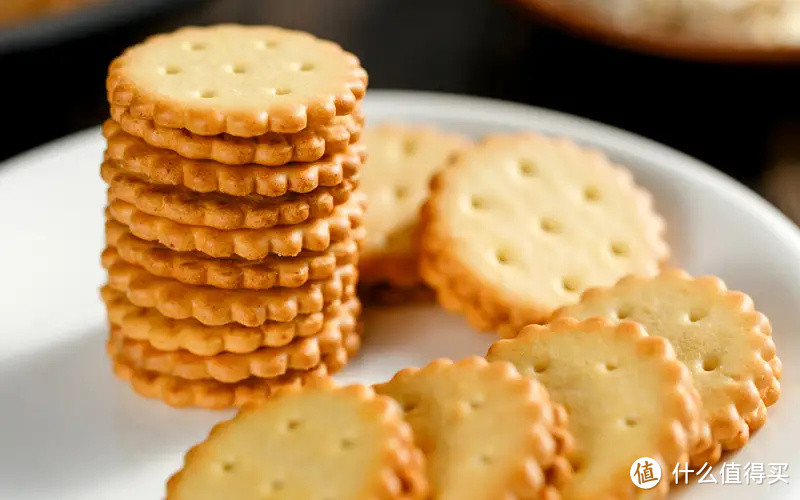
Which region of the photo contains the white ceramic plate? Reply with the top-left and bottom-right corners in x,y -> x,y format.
0,91 -> 796,499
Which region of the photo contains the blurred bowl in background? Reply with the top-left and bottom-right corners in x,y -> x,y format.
0,0 -> 212,162
512,0 -> 800,63
0,0 -> 205,54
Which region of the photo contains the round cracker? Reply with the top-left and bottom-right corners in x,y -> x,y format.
107,105 -> 363,166
375,356 -> 573,499
165,383 -> 427,499
106,194 -> 364,260
108,309 -> 359,382
107,24 -> 367,136
102,286 -> 360,355
554,269 -> 782,464
103,247 -> 357,326
102,160 -> 356,230
360,124 -> 470,287
103,119 -> 364,195
420,133 -> 668,336
109,339 -> 330,409
104,219 -> 359,290
488,317 -> 709,499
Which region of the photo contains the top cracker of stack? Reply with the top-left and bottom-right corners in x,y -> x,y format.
107,24 -> 367,150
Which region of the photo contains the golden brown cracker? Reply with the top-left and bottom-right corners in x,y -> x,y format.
108,105 -> 363,166
108,310 -> 359,383
103,119 -> 364,195
109,343 -> 330,409
419,133 -> 668,336
104,219 -> 358,290
102,286 -> 360,355
554,269 -> 782,464
165,382 -> 427,499
107,24 -> 367,136
103,248 -> 357,326
359,124 -> 470,287
488,317 -> 709,499
375,356 -> 573,500
102,160 -> 356,230
106,194 -> 364,259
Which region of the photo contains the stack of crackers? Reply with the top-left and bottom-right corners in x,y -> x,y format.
99,25 -> 368,408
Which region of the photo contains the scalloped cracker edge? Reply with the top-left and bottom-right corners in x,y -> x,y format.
103,247 -> 357,326
108,320 -> 364,409
106,194 -> 365,259
419,133 -> 668,336
102,160 -> 356,230
109,343 -> 329,409
375,356 -> 573,499
360,124 -> 470,287
487,317 -> 710,499
553,269 -> 782,465
105,219 -> 359,290
105,108 -> 364,167
103,247 -> 358,327
103,119 -> 365,194
107,24 -> 367,136
102,285 -> 360,355
108,307 -> 360,382
165,383 -> 427,499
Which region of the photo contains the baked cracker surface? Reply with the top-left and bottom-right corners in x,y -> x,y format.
107,24 -> 367,136
419,133 -> 668,336
166,382 -> 428,499
554,269 -> 782,464
488,317 -> 709,499
375,356 -> 573,500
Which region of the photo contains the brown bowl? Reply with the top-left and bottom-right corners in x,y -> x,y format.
512,0 -> 800,64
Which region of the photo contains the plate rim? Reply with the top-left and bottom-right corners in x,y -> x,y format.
508,0 -> 800,64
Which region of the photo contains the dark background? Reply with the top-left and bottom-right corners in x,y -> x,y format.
1,0 -> 798,207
